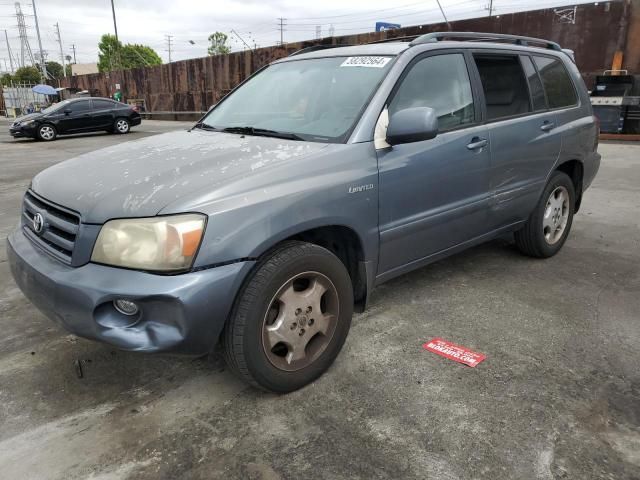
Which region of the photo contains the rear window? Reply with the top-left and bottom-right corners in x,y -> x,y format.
533,56 -> 578,109
473,54 -> 532,121
93,99 -> 115,110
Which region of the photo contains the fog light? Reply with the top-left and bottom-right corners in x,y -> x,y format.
113,299 -> 139,316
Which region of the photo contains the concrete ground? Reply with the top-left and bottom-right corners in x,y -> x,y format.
0,118 -> 639,480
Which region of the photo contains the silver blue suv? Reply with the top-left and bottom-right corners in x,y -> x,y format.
8,33 -> 600,392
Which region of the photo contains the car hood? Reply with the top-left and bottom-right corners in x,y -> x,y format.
31,129 -> 329,223
13,112 -> 44,124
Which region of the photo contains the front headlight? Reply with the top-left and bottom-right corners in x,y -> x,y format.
91,214 -> 206,272
21,119 -> 35,126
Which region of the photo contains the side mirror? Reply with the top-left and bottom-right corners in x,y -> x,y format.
63,108 -> 72,114
386,107 -> 438,145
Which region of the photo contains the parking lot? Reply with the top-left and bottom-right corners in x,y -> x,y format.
0,118 -> 639,479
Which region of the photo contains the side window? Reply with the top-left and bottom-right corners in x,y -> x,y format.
473,54 -> 532,120
520,56 -> 547,111
533,56 -> 578,109
93,99 -> 115,110
70,100 -> 91,112
388,54 -> 474,132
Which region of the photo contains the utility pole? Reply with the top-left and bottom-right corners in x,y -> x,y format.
165,34 -> 173,63
435,0 -> 452,31
54,23 -> 66,77
4,30 -> 14,72
277,17 -> 286,45
488,0 -> 494,17
71,44 -> 76,64
31,0 -> 48,81
110,0 -> 121,69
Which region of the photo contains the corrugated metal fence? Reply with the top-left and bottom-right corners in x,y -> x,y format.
56,2 -> 638,116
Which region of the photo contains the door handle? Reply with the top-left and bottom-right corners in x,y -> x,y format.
540,121 -> 556,132
466,137 -> 488,150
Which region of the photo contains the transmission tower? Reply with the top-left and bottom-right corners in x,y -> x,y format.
15,2 -> 35,68
165,34 -> 173,63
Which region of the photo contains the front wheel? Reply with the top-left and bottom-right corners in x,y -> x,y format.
37,124 -> 57,141
223,241 -> 354,393
113,118 -> 130,134
515,171 -> 575,258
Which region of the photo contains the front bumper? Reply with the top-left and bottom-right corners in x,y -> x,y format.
7,227 -> 253,355
10,124 -> 37,138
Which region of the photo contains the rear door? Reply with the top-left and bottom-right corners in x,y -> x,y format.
377,51 -> 492,276
91,99 -> 116,129
469,52 -> 562,230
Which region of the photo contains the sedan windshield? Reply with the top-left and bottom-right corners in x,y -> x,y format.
41,100 -> 71,114
200,56 -> 394,143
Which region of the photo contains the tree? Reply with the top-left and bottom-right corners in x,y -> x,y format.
13,66 -> 40,84
97,34 -> 162,72
45,61 -> 64,80
1,72 -> 13,86
208,32 -> 231,56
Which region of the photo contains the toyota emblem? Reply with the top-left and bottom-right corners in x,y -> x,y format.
32,212 -> 45,234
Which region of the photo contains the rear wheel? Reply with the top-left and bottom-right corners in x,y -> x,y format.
223,241 -> 353,393
37,124 -> 57,141
515,171 -> 575,258
114,118 -> 130,134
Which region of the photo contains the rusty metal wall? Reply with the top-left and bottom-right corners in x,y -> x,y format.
61,1 -> 638,112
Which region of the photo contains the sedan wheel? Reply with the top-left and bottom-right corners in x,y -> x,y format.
37,124 -> 56,141
114,118 -> 130,134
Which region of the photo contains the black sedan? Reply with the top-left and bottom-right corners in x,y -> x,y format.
9,97 -> 142,141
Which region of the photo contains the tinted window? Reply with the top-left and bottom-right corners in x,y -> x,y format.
533,56 -> 578,109
521,56 -> 547,111
93,99 -> 115,110
474,55 -> 531,120
389,54 -> 474,132
69,100 -> 91,112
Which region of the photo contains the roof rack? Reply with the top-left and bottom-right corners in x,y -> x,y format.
369,35 -> 420,44
288,44 -> 354,57
409,32 -> 562,52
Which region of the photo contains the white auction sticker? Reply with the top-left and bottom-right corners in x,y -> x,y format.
340,56 -> 391,68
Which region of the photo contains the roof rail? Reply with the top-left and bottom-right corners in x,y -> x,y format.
368,35 -> 420,44
409,31 -> 562,52
288,44 -> 353,57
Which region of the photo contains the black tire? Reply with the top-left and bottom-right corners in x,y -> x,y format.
113,117 -> 130,134
515,171 -> 575,258
36,123 -> 57,141
223,241 -> 354,393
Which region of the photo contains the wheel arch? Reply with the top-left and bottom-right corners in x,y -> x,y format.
556,159 -> 584,212
256,225 -> 371,313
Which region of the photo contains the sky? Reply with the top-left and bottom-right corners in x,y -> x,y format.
0,0 -> 596,72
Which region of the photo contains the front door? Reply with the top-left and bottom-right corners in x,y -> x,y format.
58,99 -> 93,133
377,52 -> 492,276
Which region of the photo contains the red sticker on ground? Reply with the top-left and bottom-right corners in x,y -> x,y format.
422,338 -> 486,367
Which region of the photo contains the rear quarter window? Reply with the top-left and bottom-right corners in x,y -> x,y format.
533,56 -> 578,109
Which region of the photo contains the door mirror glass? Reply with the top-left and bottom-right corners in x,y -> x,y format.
386,107 -> 438,145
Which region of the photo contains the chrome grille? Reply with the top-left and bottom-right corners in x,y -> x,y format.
22,191 -> 80,263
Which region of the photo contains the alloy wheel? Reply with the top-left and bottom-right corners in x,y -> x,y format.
261,271 -> 339,372
543,186 -> 570,245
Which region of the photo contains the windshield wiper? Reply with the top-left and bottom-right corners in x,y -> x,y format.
191,122 -> 220,131
222,126 -> 304,141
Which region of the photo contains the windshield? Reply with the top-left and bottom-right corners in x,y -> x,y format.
200,56 -> 394,142
41,100 -> 71,114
